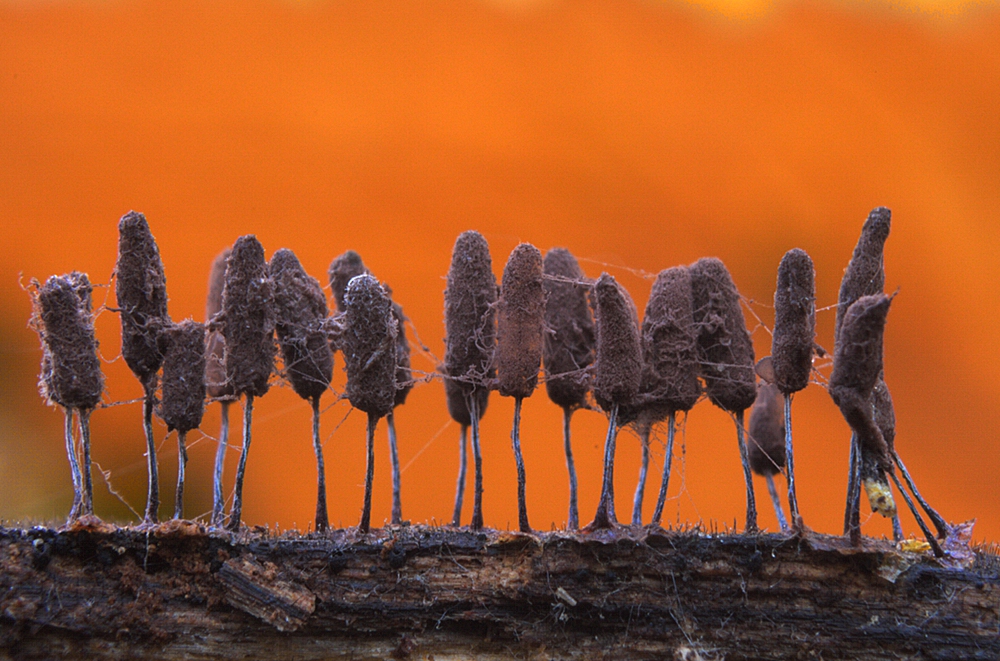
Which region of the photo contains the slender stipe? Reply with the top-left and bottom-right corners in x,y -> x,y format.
78,409 -> 94,515
174,431 -> 188,520
888,470 -> 944,557
227,394 -> 254,531
844,433 -> 860,536
64,409 -> 83,520
650,412 -> 676,528
735,411 -> 758,533
469,394 -> 484,531
388,412 -> 402,525
563,409 -> 579,530
360,413 -> 377,534
212,401 -> 230,527
783,393 -> 799,525
452,425 -> 468,526
765,475 -> 789,533
143,391 -> 159,524
511,398 -> 530,532
312,397 -> 329,532
632,425 -> 650,527
893,452 -> 950,539
591,405 -> 620,529
891,508 -> 904,541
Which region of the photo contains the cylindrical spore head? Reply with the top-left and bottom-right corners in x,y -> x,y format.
390,299 -> 413,407
827,294 -> 894,470
328,250 -> 368,314
496,243 -> 545,399
444,231 -> 497,394
542,248 -> 594,411
116,211 -> 170,386
343,274 -> 398,418
159,320 -> 207,433
592,273 -> 642,414
747,382 -> 785,476
205,249 -> 234,400
270,248 -> 334,402
835,207 -> 890,346
637,266 -> 701,419
772,248 -> 816,395
829,294 -> 893,397
689,257 -> 756,413
221,235 -> 275,398
36,274 -> 104,411
871,377 -> 896,452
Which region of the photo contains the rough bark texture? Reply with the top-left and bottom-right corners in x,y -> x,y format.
2,520 -> 995,661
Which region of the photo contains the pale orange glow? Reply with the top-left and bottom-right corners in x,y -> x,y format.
1,0 -> 998,543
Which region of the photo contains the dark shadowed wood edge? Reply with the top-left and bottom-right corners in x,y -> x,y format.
1,519 -> 998,660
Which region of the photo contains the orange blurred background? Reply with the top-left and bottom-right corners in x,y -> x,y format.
1,0 -> 998,542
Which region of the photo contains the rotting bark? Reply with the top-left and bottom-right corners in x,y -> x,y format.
1,520 -> 997,661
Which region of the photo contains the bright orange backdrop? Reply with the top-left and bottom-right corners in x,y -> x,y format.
1,0 -> 998,542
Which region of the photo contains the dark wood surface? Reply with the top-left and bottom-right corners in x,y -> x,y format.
2,519 -> 997,660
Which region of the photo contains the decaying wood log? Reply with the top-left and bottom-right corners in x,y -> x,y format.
1,519 -> 998,660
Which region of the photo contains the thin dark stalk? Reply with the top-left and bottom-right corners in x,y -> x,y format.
312,397 -> 329,533
174,430 -> 188,520
889,470 -> 944,558
387,411 -> 402,525
893,450 -> 950,539
891,511 -> 904,541
783,393 -> 800,529
142,387 -> 159,525
64,408 -> 82,521
360,413 -> 377,533
590,404 -> 619,529
511,397 -> 530,533
452,425 -> 468,527
78,409 -> 94,516
563,408 -> 579,530
211,401 -> 230,528
844,433 -> 860,538
632,426 -> 650,527
651,412 -> 676,528
735,411 -> 758,533
227,394 -> 253,532
469,394 -> 484,531
765,474 -> 789,533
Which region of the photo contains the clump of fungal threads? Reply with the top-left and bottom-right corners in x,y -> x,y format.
542,247 -> 594,530
342,274 -> 398,533
218,235 -> 275,530
115,211 -> 170,525
496,243 -> 545,533
770,248 -> 816,531
205,247 -> 233,527
624,266 -> 701,528
157,320 -> 207,520
270,248 -> 334,532
443,231 -> 497,530
35,273 -> 104,520
689,257 -> 758,532
588,273 -> 642,530
329,250 -> 368,314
